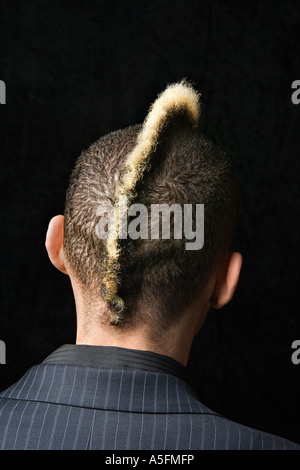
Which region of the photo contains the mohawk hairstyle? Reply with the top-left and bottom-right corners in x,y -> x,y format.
64,80 -> 240,329
104,81 -> 201,322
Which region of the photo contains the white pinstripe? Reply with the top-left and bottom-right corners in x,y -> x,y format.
36,402 -> 50,449
72,408 -> 85,450
68,366 -> 78,404
47,404 -> 62,449
113,369 -> 124,449
1,399 -> 22,449
12,400 -> 30,449
138,373 -> 147,450
0,364 -> 298,450
60,405 -> 72,449
24,401 -> 41,449
101,369 -> 112,448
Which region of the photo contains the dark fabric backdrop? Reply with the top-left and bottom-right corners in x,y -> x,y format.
0,0 -> 299,444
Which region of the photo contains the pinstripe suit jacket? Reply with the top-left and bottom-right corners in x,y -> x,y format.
0,345 -> 299,450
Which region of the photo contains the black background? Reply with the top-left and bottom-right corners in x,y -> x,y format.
0,0 -> 299,444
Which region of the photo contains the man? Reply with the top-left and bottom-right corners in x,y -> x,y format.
0,81 -> 298,449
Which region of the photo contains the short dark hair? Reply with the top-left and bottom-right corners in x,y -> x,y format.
63,83 -> 240,331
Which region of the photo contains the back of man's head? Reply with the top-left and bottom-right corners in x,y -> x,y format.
63,81 -> 240,333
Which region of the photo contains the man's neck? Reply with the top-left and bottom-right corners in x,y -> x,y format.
71,277 -> 209,367
75,320 -> 194,367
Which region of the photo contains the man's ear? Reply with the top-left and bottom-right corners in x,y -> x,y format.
210,252 -> 242,309
45,215 -> 68,275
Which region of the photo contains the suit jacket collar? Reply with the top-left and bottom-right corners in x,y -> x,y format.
42,344 -> 188,381
1,363 -> 215,416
